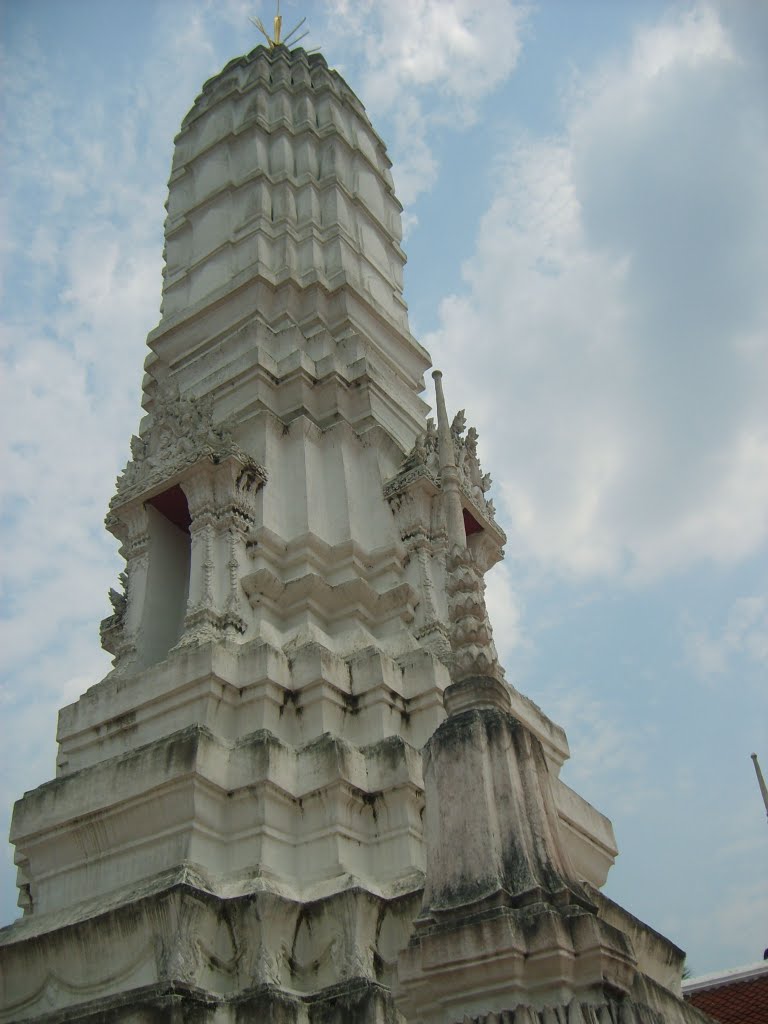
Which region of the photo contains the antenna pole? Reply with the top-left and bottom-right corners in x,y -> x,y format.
751,753 -> 768,823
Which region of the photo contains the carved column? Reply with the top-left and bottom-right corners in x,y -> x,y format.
214,457 -> 262,635
177,463 -> 218,644
385,471 -> 452,659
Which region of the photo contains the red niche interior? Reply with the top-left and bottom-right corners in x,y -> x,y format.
148,485 -> 192,534
463,509 -> 483,536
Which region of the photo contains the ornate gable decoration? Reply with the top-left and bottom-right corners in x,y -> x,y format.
383,417 -> 440,499
111,384 -> 266,510
449,411 -> 496,522
385,411 -> 497,524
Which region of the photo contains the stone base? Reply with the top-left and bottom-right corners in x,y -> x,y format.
395,896 -> 712,1024
455,984 -> 714,1024
0,876 -> 418,1023
4,980 -> 402,1024
396,895 -> 635,1024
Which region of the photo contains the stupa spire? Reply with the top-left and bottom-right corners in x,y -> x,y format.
0,32 -> 709,1024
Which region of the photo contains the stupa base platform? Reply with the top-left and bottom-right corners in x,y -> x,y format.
0,872 -> 420,1023
0,979 -> 402,1024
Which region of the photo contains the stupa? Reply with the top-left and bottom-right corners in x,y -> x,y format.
0,30 -> 711,1024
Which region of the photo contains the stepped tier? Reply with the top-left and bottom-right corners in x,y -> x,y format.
162,47 -> 406,328
148,45 -> 429,451
12,639 -> 614,918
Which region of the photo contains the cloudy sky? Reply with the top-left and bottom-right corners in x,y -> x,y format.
1,0 -> 766,977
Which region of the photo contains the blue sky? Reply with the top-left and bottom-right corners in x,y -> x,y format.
1,0 -> 766,977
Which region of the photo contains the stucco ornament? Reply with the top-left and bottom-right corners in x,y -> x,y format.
419,370 -> 504,685
99,572 -> 128,657
111,382 -> 263,509
383,374 -> 506,667
446,543 -> 501,682
383,419 -> 440,502
389,412 -> 497,525
451,414 -> 498,521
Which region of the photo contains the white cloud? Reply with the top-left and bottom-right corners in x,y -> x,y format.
325,0 -> 529,204
684,596 -> 768,678
541,681 -> 652,803
342,0 -> 526,104
613,1 -> 732,85
484,561 -> 522,664
426,1 -> 768,582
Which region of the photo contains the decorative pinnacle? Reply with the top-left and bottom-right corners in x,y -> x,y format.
250,3 -> 310,49
432,371 -> 504,698
432,370 -> 466,549
432,371 -> 456,473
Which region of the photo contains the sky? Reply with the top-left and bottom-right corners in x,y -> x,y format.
1,0 -> 767,979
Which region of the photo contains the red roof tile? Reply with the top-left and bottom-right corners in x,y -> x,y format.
685,972 -> 768,1024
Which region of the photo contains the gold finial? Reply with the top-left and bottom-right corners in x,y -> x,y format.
250,3 -> 310,49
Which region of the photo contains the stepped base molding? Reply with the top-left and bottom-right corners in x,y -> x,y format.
0,877 -> 416,1022
457,982 -> 713,1024
9,640 -> 616,922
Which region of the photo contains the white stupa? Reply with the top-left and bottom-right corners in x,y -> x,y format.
0,34 -> 711,1024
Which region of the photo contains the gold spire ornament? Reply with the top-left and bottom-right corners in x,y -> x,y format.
250,2 -> 310,49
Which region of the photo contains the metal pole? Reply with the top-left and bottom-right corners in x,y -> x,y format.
751,753 -> 768,823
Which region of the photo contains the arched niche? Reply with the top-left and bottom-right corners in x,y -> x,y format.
140,484 -> 191,667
